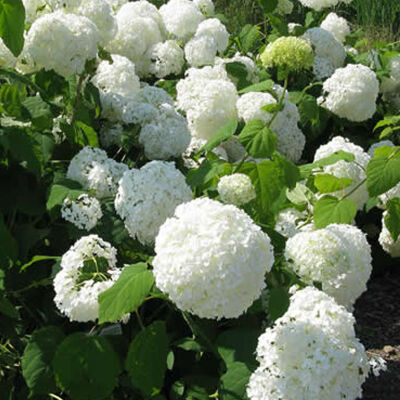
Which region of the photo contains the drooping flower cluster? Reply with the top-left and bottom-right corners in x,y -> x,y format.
217,173 -> 256,206
285,224 -> 372,309
236,90 -> 305,162
298,0 -> 353,12
320,12 -> 350,43
314,136 -> 370,209
153,198 -> 274,319
379,212 -> 400,257
67,146 -> 128,199
53,235 -> 120,322
321,64 -> 380,121
114,161 -> 192,246
61,194 -> 103,231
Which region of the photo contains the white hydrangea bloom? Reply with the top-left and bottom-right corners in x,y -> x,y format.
104,0 -> 128,12
72,0 -> 117,46
247,286 -> 369,400
288,22 -> 301,33
193,0 -> 215,15
275,208 -> 309,238
276,0 -> 294,14
25,11 -> 99,77
299,0 -> 353,12
153,198 -> 274,319
304,27 -> 346,79
320,12 -> 350,43
195,18 -> 229,53
379,211 -> 400,257
314,136 -> 370,210
237,91 -> 305,162
61,194 -> 103,231
176,65 -> 238,140
217,173 -> 256,206
322,64 -> 379,122
182,136 -> 228,168
148,40 -> 184,78
54,235 -> 121,322
381,54 -> 400,110
215,53 -> 259,83
184,35 -> 217,67
23,0 -> 81,23
114,161 -> 192,245
139,103 -> 191,160
369,355 -> 388,377
160,0 -> 205,39
92,54 -> 141,121
67,146 -> 128,199
285,224 -> 372,309
0,38 -> 16,68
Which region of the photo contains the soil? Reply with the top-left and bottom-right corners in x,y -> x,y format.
354,266 -> 400,399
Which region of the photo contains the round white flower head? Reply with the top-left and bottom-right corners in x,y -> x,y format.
176,66 -> 238,140
182,136 -> 228,168
320,12 -> 350,43
54,235 -> 120,322
25,11 -> 99,77
237,91 -> 305,162
148,40 -> 184,78
92,54 -> 141,120
72,0 -> 117,46
160,0 -> 205,39
0,38 -> 16,68
381,54 -> 400,110
314,136 -> 370,209
184,35 -> 217,67
193,0 -> 215,15
195,18 -> 229,53
104,0 -> 128,12
217,173 -> 256,206
23,0 -> 81,23
322,64 -> 379,122
298,0 -> 353,12
275,0 -> 294,15
61,194 -> 103,231
379,211 -> 400,257
215,53 -> 259,84
114,161 -> 192,246
67,146 -> 129,199
275,208 -> 309,238
105,2 -> 165,76
304,27 -> 346,79
285,224 -> 372,309
247,286 -> 369,400
153,197 -> 275,319
139,103 -> 191,160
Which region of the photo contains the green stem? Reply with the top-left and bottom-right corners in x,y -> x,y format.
135,309 -> 145,331
70,73 -> 85,127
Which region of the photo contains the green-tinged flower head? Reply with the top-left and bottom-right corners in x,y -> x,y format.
260,36 -> 314,73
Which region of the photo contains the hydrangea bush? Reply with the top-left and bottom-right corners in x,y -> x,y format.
0,0 -> 398,399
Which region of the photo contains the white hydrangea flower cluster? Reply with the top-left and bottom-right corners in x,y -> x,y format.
106,1 -> 165,77
236,90 -> 305,162
160,0 -> 205,39
285,224 -> 372,309
217,173 -> 256,206
22,0 -> 81,23
53,235 -> 120,322
185,18 -> 229,67
182,136 -> 228,168
320,12 -> 350,43
176,65 -> 238,140
193,0 -> 215,15
274,208 -> 310,238
67,146 -> 128,199
138,103 -> 192,160
247,287 -> 369,400
114,161 -> 192,246
148,40 -> 185,78
61,194 -> 103,231
215,53 -> 259,84
104,0 -> 128,12
379,212 -> 400,257
380,54 -> 400,110
25,11 -> 100,77
298,0 -> 353,12
153,198 -> 275,319
304,27 -> 346,79
92,54 -> 141,121
0,39 -> 16,68
321,64 -> 380,122
314,136 -> 370,210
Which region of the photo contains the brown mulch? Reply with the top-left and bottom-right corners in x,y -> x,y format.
354,266 -> 400,400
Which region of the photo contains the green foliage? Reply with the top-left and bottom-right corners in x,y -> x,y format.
385,198 -> 400,241
198,120 -> 238,153
314,196 -> 357,229
314,174 -> 354,193
0,0 -> 25,56
268,287 -> 290,321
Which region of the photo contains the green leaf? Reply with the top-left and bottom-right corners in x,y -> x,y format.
314,195 -> 357,229
198,120 -> 237,153
238,80 -> 274,94
385,198 -> 400,241
126,321 -> 169,397
366,149 -> 400,196
268,287 -> 290,321
46,178 -> 85,212
225,62 -> 251,90
0,0 -> 25,56
0,213 -> 17,265
76,121 -> 99,147
314,174 -> 354,193
286,182 -> 314,206
266,13 -> 288,36
300,151 -> 355,177
53,333 -> 121,400
220,362 -> 252,400
21,326 -> 65,396
238,120 -> 277,159
256,0 -> 278,13
20,255 -> 60,272
238,24 -> 260,54
98,263 -> 154,324
298,94 -> 319,124
0,84 -> 23,117
22,97 -> 53,130
0,296 -> 18,318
